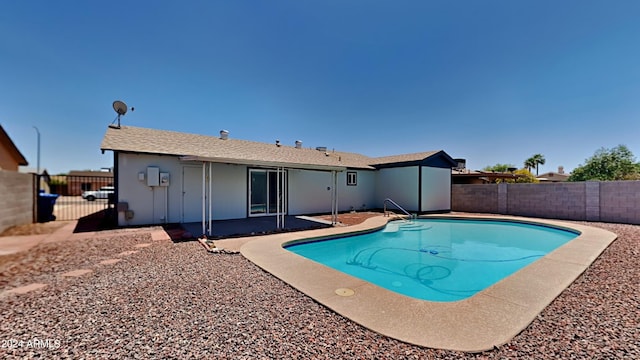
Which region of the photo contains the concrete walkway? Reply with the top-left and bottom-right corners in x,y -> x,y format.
1,221 -> 172,297
0,221 -> 77,256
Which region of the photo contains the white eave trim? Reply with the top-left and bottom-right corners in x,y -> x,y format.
179,155 -> 348,171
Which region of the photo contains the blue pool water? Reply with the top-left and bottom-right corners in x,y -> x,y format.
285,219 -> 578,302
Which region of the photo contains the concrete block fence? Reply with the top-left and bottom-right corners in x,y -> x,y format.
0,170 -> 34,233
452,181 -> 640,225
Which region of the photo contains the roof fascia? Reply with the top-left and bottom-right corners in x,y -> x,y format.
423,150 -> 458,168
180,155 -> 347,171
373,151 -> 458,169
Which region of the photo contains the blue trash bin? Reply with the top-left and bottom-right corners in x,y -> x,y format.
37,193 -> 59,223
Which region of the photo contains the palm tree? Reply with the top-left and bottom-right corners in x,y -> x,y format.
524,157 -> 536,173
531,154 -> 546,176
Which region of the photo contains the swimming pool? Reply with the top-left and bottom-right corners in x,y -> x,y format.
285,218 -> 578,302
241,215 -> 616,350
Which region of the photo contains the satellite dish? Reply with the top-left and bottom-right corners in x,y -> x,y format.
113,100 -> 128,116
110,100 -> 131,128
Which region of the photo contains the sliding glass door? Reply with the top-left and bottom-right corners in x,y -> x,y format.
249,169 -> 286,216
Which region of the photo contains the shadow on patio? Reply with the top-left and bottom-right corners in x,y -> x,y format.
174,216 -> 332,241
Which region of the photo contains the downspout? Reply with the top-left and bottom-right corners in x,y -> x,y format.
164,185 -> 168,224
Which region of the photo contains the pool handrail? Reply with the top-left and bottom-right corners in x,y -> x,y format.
383,198 -> 415,221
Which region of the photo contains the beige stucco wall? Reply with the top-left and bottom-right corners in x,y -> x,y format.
0,170 -> 34,233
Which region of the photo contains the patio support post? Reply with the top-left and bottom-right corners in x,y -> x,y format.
201,162 -> 206,236
277,167 -> 281,229
331,170 -> 338,225
335,170 -> 338,224
208,162 -> 212,236
282,167 -> 286,228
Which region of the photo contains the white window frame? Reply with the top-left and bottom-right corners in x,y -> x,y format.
346,171 -> 357,186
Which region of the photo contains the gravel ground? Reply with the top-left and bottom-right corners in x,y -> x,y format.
0,221 -> 68,237
0,220 -> 638,359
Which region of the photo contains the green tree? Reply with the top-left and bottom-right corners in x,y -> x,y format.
495,168 -> 539,183
513,169 -> 539,183
482,163 -> 515,173
525,154 -> 546,176
568,145 -> 640,181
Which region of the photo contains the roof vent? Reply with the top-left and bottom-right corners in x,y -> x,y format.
295,140 -> 302,149
220,130 -> 229,140
276,139 -> 281,147
316,146 -> 327,152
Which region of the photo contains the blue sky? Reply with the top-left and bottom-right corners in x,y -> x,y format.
1,1 -> 639,174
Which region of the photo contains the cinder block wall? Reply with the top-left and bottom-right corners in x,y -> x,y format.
600,181 -> 640,224
507,183 -> 586,220
0,170 -> 34,233
451,184 -> 499,213
451,181 -> 640,225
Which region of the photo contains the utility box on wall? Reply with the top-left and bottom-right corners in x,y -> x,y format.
147,167 -> 159,187
160,172 -> 170,186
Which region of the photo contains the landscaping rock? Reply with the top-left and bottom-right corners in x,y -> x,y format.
0,221 -> 638,359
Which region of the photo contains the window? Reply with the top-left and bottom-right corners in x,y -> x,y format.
81,183 -> 92,191
346,171 -> 357,186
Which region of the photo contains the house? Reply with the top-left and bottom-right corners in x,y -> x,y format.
451,159 -> 523,184
47,170 -> 114,196
537,166 -> 570,182
0,125 -> 28,171
67,170 -> 114,195
100,126 -> 458,233
452,169 -> 523,184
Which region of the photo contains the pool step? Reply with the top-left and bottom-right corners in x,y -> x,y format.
399,223 -> 432,231
383,222 -> 432,233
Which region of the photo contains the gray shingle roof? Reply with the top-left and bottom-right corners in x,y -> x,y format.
100,126 -> 447,170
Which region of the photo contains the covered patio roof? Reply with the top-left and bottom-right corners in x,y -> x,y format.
180,155 -> 347,171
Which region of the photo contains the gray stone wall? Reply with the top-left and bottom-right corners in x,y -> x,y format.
451,184 -> 499,213
0,170 -> 34,233
451,181 -> 640,225
507,183 -> 587,220
599,181 -> 640,224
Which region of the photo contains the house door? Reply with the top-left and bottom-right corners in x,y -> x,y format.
249,169 -> 286,216
182,166 -> 203,222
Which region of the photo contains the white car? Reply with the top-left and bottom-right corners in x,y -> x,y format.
82,186 -> 114,201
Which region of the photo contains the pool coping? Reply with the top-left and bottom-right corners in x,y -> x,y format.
239,214 -> 617,352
